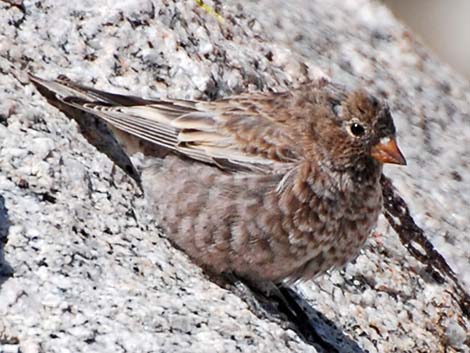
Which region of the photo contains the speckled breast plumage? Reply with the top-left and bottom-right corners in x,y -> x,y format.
143,156 -> 383,283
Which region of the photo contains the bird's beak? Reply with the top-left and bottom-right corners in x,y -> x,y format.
371,137 -> 406,165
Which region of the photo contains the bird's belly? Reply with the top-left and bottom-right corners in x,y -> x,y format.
142,156 -> 381,283
142,157 -> 286,279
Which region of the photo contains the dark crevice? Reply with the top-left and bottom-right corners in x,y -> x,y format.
0,194 -> 13,288
381,175 -> 470,319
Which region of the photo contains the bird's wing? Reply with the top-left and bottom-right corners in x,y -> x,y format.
29,75 -> 301,173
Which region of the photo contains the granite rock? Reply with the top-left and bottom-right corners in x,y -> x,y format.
0,0 -> 469,352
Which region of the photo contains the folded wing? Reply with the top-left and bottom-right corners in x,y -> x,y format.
29,75 -> 300,173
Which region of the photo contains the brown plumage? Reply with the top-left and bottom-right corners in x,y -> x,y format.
30,75 -> 406,283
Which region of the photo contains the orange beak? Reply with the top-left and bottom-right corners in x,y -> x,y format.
371,137 -> 406,165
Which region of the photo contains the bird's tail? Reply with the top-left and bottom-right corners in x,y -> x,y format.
28,75 -> 170,185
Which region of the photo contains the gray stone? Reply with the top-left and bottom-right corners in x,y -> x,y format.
0,0 -> 469,352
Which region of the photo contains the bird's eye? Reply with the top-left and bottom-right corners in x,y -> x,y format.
349,123 -> 365,137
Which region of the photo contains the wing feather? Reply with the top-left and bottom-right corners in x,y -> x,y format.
30,75 -> 300,173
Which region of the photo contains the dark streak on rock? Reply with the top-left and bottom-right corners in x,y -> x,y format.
381,175 -> 470,319
0,194 -> 13,287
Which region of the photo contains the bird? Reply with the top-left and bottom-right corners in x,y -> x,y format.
29,75 -> 406,283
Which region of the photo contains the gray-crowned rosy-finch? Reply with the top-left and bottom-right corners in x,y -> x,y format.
30,75 -> 406,283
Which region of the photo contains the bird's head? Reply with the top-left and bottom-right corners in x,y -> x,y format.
303,85 -> 406,171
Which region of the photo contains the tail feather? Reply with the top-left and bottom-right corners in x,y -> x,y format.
28,74 -> 171,185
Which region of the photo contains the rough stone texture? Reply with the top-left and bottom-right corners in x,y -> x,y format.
0,0 -> 469,353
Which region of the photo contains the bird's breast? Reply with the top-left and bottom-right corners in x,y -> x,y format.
277,167 -> 383,279
142,156 -> 382,282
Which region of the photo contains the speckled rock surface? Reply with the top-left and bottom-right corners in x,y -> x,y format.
0,0 -> 469,353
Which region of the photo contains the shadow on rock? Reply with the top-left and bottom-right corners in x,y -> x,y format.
280,286 -> 366,353
0,194 -> 13,288
228,275 -> 367,353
